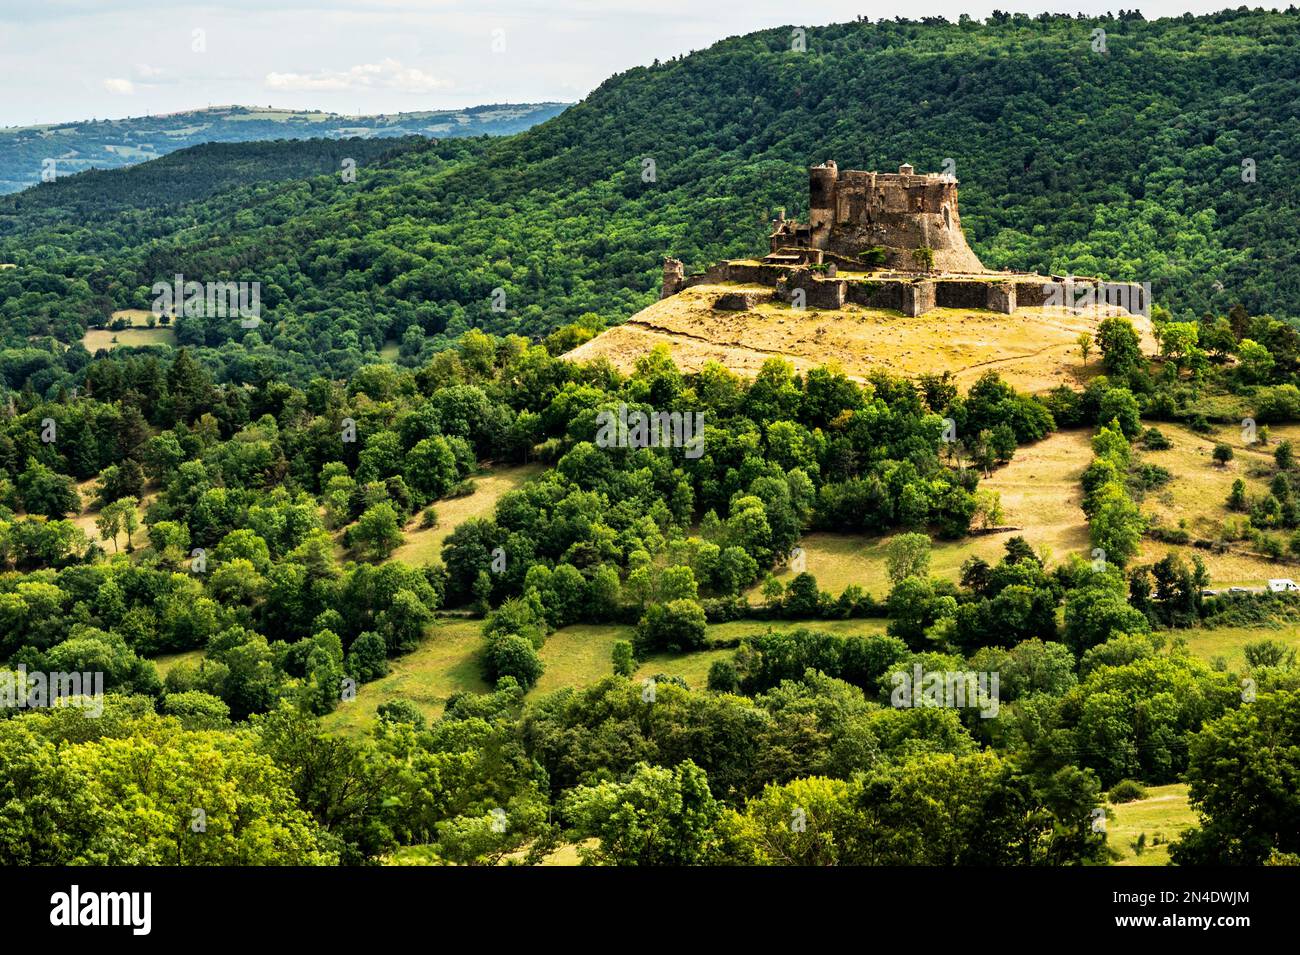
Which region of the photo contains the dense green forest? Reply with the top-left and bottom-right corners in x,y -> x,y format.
1,10 -> 1300,868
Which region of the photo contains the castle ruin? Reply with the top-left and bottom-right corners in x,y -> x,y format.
662,160 -> 1149,319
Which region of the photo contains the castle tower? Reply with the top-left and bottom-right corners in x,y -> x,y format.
661,257 -> 685,299
792,160 -> 985,272
808,160 -> 838,249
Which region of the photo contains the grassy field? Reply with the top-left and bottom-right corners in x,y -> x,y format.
1141,421 -> 1255,540
81,309 -> 177,351
319,620 -> 488,735
1138,420 -> 1300,586
535,617 -> 891,697
107,308 -> 157,324
70,480 -> 156,552
389,840 -> 587,866
706,617 -> 888,641
1178,622 -> 1300,670
150,648 -> 205,680
322,616 -> 887,735
1108,783 -> 1197,866
82,326 -> 176,352
751,423 -> 1300,603
531,623 -> 631,696
387,463 -> 545,567
225,109 -> 333,123
635,647 -> 735,688
752,430 -> 1095,598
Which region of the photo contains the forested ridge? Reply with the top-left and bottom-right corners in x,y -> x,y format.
0,136 -> 435,237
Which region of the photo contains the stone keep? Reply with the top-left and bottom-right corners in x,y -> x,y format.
772,161 -> 987,274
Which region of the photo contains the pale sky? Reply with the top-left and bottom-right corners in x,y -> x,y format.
0,1 -> 1279,127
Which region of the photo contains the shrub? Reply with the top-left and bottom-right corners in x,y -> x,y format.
482,633 -> 543,689
884,533 -> 931,584
447,479 -> 477,498
1227,478 -> 1247,511
1255,532 -> 1285,560
635,599 -> 707,653
1141,427 -> 1171,450
159,691 -> 231,729
346,631 -> 390,682
702,595 -> 749,622
859,246 -> 888,268
707,659 -> 739,693
612,640 -> 636,677
1109,779 -> 1148,803
1133,463 -> 1172,490
1243,639 -> 1297,669
1256,385 -> 1300,423
782,572 -> 823,617
376,700 -> 426,729
1147,525 -> 1190,545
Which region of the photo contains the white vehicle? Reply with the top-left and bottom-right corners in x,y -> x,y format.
1268,578 -> 1300,593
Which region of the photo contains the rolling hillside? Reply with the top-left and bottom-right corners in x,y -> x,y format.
0,136 -> 436,232
0,103 -> 570,194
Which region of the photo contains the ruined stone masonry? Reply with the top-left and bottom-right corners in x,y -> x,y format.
771,160 -> 985,273
662,161 -> 1148,319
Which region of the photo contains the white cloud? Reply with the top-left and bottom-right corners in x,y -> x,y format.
134,63 -> 164,79
102,77 -> 135,94
265,58 -> 449,93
